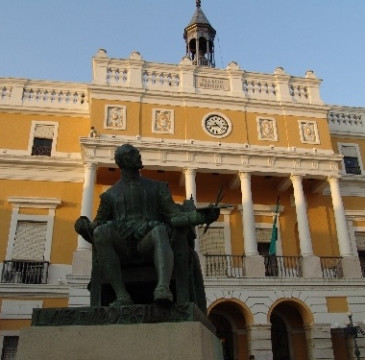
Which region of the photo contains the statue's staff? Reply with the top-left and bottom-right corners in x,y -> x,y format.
201,185 -> 229,234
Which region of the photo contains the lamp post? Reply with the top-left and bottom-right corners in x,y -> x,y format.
345,312 -> 365,360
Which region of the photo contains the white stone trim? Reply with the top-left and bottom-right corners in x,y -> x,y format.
6,197 -> 61,261
298,120 -> 320,144
257,116 -> 278,141
0,300 -> 42,319
152,108 -> 174,134
80,135 -> 342,178
104,105 -> 127,130
27,120 -> 59,156
346,210 -> 365,254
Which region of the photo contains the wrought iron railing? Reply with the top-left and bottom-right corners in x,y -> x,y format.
264,255 -> 302,278
31,145 -> 52,156
204,254 -> 245,278
320,257 -> 343,278
1,260 -> 50,284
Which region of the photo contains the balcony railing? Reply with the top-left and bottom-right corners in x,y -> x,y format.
1,260 -> 50,284
264,255 -> 302,278
205,254 -> 245,278
204,254 -> 348,279
320,257 -> 343,278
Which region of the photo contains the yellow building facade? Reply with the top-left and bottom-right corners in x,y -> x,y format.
0,3 -> 365,360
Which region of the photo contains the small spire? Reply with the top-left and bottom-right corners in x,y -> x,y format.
196,0 -> 201,8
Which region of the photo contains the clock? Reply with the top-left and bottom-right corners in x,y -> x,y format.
203,114 -> 231,137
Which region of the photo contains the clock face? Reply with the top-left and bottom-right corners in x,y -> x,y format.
204,114 -> 230,137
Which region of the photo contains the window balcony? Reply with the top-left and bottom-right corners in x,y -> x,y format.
264,255 -> 302,278
204,254 -> 344,279
205,254 -> 245,278
1,260 -> 50,284
320,257 -> 343,278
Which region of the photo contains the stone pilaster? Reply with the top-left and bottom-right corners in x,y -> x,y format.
310,324 -> 335,360
248,324 -> 273,360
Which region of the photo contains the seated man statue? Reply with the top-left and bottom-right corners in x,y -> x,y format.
75,144 -> 219,306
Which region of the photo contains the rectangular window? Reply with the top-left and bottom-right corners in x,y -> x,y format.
12,221 -> 47,261
1,336 -> 18,360
340,144 -> 362,175
30,123 -> 56,157
1,221 -> 48,284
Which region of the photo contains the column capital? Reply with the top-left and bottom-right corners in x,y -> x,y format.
327,175 -> 341,182
84,162 -> 98,171
238,171 -> 252,180
183,167 -> 197,176
290,173 -> 304,182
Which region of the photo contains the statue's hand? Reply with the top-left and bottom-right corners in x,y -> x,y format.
196,206 -> 220,225
74,216 -> 93,243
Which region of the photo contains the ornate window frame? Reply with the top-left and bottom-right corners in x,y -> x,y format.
104,105 -> 127,130
298,120 -> 320,144
28,121 -> 59,156
152,108 -> 175,134
338,142 -> 363,175
6,197 -> 61,262
257,116 -> 278,141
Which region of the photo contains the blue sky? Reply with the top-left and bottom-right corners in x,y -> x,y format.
1,0 -> 364,107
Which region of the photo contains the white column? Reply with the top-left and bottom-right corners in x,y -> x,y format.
328,176 -> 353,256
290,174 -> 313,256
239,172 -> 258,255
183,168 -> 197,204
183,167 -> 202,254
78,163 -> 97,250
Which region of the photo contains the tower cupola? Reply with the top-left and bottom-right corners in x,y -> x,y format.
184,0 -> 216,67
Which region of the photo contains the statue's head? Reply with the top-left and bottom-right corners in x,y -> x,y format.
114,144 -> 143,170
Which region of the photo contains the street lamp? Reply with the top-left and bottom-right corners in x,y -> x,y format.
345,312 -> 365,360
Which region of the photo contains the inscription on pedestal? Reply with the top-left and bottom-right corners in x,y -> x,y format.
32,303 -> 215,332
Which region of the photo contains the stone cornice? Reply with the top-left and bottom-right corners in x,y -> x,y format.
0,155 -> 84,182
89,84 -> 329,118
0,283 -> 69,297
80,135 -> 342,178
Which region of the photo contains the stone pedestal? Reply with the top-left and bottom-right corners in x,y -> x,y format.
245,255 -> 266,277
342,255 -> 362,278
16,303 -> 222,360
16,322 -> 223,360
301,255 -> 322,278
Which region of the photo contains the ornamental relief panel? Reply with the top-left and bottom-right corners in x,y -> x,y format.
105,106 -> 126,130
257,117 -> 278,141
152,109 -> 174,134
298,120 -> 320,144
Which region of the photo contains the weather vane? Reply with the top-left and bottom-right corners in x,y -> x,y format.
196,0 -> 201,8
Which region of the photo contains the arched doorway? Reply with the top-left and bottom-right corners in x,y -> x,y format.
209,300 -> 250,360
210,313 -> 234,360
270,301 -> 310,360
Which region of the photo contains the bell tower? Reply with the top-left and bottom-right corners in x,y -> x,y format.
184,0 -> 216,67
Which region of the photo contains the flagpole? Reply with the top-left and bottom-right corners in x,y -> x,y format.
267,197 -> 280,276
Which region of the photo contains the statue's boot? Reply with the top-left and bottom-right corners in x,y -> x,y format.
110,293 -> 134,306
153,285 -> 173,305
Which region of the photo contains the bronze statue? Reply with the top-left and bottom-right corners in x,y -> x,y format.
75,144 -> 219,307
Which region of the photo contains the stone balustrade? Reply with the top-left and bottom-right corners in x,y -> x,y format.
328,106 -> 365,135
92,49 -> 324,105
0,78 -> 89,113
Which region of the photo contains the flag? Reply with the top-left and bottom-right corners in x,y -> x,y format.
269,197 -> 280,255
